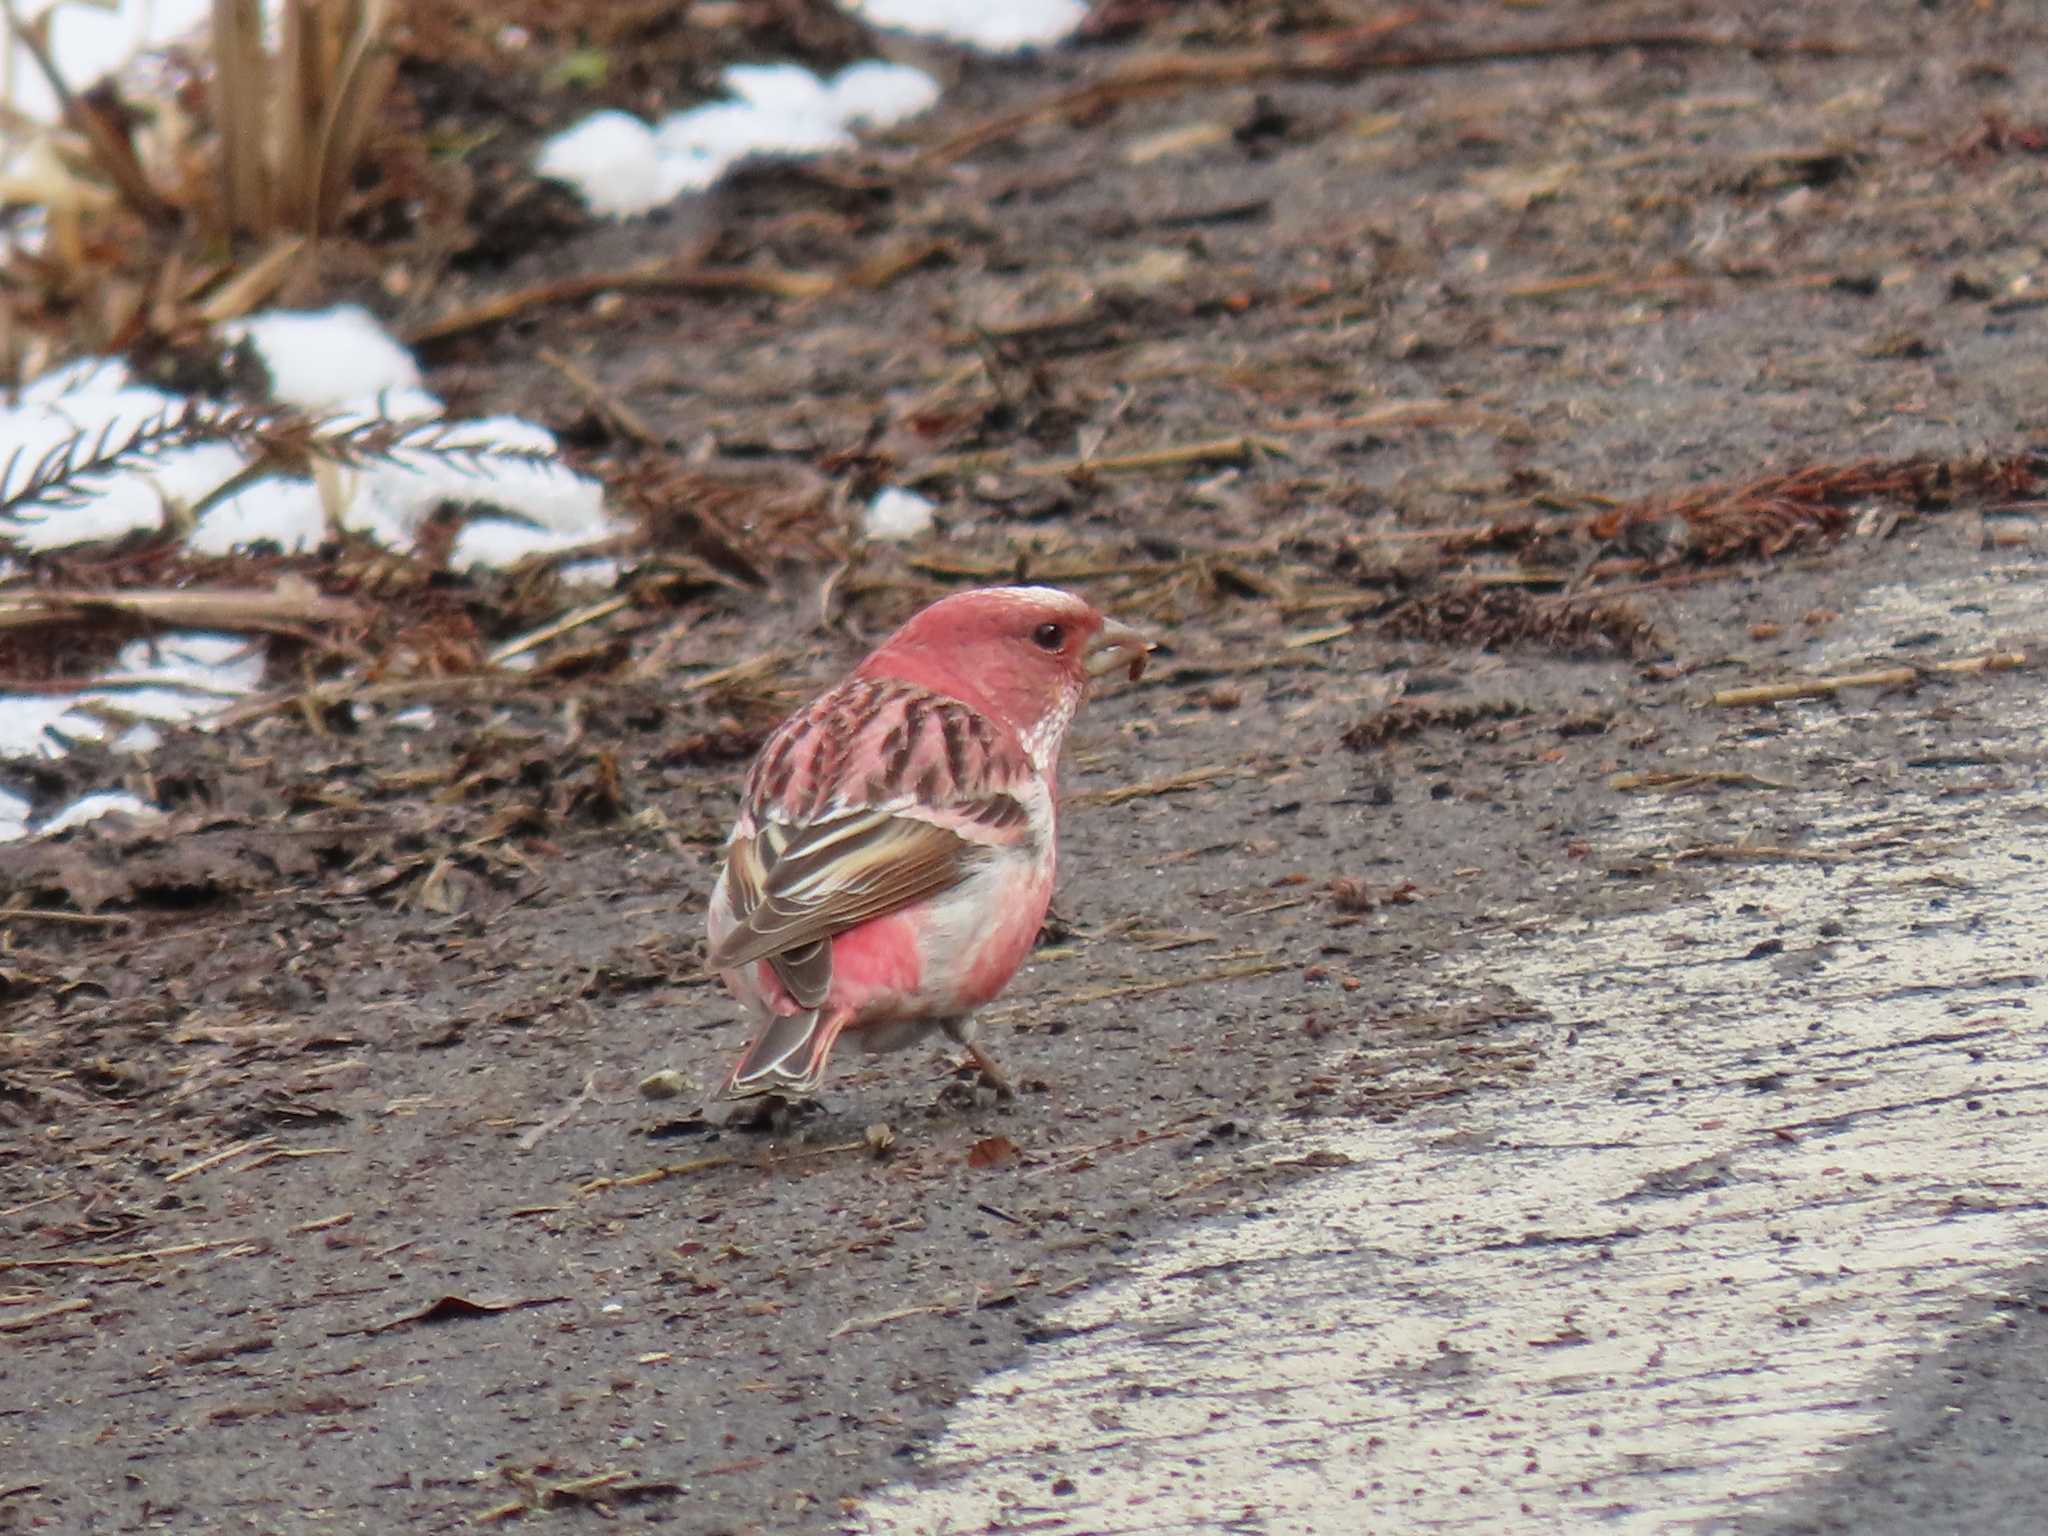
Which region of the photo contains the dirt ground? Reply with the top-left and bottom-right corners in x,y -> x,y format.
6,3 -> 2048,1532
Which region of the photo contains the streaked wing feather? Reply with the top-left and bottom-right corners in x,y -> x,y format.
767,940 -> 831,1010
707,810 -> 977,974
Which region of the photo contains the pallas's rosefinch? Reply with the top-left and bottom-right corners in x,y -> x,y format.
707,586 -> 1149,1100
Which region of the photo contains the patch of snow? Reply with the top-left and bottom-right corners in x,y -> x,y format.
37,790 -> 164,836
828,61 -> 945,128
0,694 -> 103,761
188,472 -> 331,556
19,356 -> 133,402
1,310 -> 623,770
535,111 -> 666,218
0,631 -> 264,766
843,0 -> 1087,52
449,516 -> 609,573
543,59 -> 942,217
81,633 -> 269,729
225,305 -> 424,410
1,0 -> 212,127
335,413 -> 617,562
0,785 -> 29,841
559,557 -> 623,589
114,723 -> 164,754
865,486 -> 937,542
0,379 -> 189,550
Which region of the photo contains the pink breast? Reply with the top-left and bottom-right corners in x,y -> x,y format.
954,871 -> 1053,1010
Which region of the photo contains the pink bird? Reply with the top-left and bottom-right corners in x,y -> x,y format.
707,586 -> 1150,1102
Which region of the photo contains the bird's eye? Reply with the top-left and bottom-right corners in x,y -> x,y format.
1031,622 -> 1066,652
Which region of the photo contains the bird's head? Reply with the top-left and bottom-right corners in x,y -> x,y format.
856,586 -> 1150,765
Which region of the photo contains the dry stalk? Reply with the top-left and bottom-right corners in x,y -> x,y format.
1710,651 -> 2027,707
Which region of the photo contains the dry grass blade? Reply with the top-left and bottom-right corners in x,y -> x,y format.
0,1297 -> 90,1331
1067,763 -> 1238,810
213,0 -> 269,229
0,582 -> 365,636
302,0 -> 397,234
1709,651 -> 2027,707
406,259 -> 835,347
210,0 -> 397,237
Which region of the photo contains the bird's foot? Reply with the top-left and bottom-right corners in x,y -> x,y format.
718,1092 -> 823,1135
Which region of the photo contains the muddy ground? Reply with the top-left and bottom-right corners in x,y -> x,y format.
6,3 -> 2048,1532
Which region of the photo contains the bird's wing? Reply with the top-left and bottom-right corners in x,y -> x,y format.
707,679 -> 1040,984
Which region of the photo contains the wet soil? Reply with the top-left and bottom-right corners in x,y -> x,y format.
7,3 -> 2048,1532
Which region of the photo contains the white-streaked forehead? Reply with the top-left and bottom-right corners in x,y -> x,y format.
975,584 -> 1090,612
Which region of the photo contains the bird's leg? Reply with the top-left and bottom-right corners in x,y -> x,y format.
941,1018 -> 1016,1099
963,1042 -> 1015,1099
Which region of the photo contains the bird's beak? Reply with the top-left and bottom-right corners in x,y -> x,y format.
1085,616 -> 1152,681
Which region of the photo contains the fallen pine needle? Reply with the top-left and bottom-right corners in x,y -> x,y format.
1283,623 -> 1354,649
0,585 -> 364,635
517,1071 -> 597,1152
537,346 -> 660,447
1013,434 -> 1288,478
165,1136 -> 276,1183
0,1297 -> 89,1331
1711,651 -> 2025,706
1068,762 -> 1237,809
408,259 -> 833,346
488,595 -> 634,668
830,1300 -> 960,1340
1672,843 -> 1853,865
578,1153 -> 734,1197
0,1238 -> 248,1272
1609,769 -> 1794,793
0,908 -> 134,927
987,952 -> 1289,1023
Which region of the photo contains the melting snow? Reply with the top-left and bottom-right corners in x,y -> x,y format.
1,307 -> 623,837
539,60 -> 943,217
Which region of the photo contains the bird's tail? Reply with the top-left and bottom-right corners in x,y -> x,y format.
726,1008 -> 849,1098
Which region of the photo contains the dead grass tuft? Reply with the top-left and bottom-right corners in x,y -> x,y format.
1588,453 -> 2047,564
1378,585 -> 1664,659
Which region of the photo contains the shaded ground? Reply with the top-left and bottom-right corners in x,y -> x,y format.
7,3 -> 2048,1532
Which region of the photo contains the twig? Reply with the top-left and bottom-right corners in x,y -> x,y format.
0,586 -> 364,636
577,1154 -> 734,1197
487,596 -> 634,668
1266,399 -> 1524,434
1067,762 -> 1238,809
406,260 -> 834,346
829,1298 -> 963,1340
537,347 -> 661,447
0,1238 -> 248,1271
1672,843 -> 1853,865
1710,651 -> 2026,706
985,951 -> 1289,1023
918,22 -> 1857,168
165,1136 -> 277,1183
0,908 -> 134,927
920,435 -> 1284,483
516,1071 -> 596,1152
1609,769 -> 1793,792
665,651 -> 800,695
6,8 -> 172,221
0,1297 -> 89,1332
1015,434 -> 1287,478
234,1147 -> 347,1173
